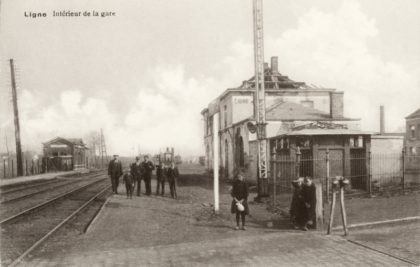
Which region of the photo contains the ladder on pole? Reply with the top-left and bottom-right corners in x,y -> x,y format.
253,0 -> 268,197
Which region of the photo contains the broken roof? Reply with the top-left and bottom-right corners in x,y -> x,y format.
239,65 -> 308,90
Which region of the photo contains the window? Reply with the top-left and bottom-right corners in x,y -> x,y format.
418,124 -> 420,140
410,125 -> 416,139
207,116 -> 213,135
350,136 -> 363,148
224,105 -> 227,128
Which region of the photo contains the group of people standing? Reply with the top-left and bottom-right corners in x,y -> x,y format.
107,154 -> 179,199
289,177 -> 316,231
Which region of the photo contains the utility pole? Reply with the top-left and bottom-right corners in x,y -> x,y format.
5,134 -> 10,156
99,128 -> 108,168
10,59 -> 23,177
253,0 -> 268,198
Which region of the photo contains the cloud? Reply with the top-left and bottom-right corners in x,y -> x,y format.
16,89 -> 117,152
121,65 -> 218,156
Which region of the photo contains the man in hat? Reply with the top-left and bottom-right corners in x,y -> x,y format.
108,154 -> 123,194
166,162 -> 179,199
140,155 -> 155,195
130,156 -> 142,196
155,161 -> 165,196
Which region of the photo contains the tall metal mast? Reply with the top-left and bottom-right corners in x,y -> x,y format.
253,0 -> 268,196
10,59 -> 23,176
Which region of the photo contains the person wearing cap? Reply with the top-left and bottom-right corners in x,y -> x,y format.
166,162 -> 179,199
108,154 -> 123,194
155,162 -> 165,196
130,156 -> 142,196
140,155 -> 155,195
231,172 -> 249,230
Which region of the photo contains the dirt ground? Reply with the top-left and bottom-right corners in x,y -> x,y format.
26,164 -> 420,265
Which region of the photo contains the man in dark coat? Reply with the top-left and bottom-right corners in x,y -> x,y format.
155,162 -> 165,196
301,177 -> 316,230
166,162 -> 179,199
108,154 -> 123,194
130,156 -> 142,196
231,172 -> 249,230
140,155 -> 155,195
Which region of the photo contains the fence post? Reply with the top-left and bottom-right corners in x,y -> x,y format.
273,160 -> 277,206
326,148 -> 330,204
296,146 -> 301,179
25,159 -> 28,176
401,148 -> 405,191
3,160 -> 6,178
12,160 -> 14,177
368,151 -> 372,196
314,179 -> 324,230
37,159 -> 40,174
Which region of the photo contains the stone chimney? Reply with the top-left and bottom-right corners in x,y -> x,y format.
330,91 -> 344,118
380,105 -> 385,134
271,56 -> 278,73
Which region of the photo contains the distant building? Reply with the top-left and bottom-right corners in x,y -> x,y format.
43,137 -> 88,171
405,108 -> 420,155
201,56 -> 365,184
371,106 -> 404,155
404,108 -> 420,184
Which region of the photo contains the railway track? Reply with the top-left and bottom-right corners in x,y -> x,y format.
0,179 -> 60,195
0,172 -> 106,204
0,177 -> 111,266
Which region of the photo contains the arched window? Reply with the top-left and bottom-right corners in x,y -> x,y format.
235,128 -> 245,168
238,137 -> 244,167
225,139 -> 229,178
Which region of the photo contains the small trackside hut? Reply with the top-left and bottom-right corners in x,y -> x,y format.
42,137 -> 88,171
269,122 -> 372,193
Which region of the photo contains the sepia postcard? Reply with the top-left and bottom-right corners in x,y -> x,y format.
0,0 -> 419,266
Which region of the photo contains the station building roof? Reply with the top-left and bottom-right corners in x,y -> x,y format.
406,108 -> 420,119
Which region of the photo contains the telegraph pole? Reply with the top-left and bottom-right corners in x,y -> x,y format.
10,59 -> 23,176
99,128 -> 108,168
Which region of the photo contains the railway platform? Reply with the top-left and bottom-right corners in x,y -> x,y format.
22,179 -> 416,266
0,168 -> 91,188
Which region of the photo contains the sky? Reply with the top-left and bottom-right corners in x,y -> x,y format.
0,0 -> 419,157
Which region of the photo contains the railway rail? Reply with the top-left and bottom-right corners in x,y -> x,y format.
0,176 -> 111,266
0,172 -> 106,204
0,179 -> 60,195
347,239 -> 419,266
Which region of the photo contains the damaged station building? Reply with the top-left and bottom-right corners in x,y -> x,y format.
201,56 -> 373,191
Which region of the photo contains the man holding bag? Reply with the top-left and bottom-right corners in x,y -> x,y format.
231,172 -> 249,230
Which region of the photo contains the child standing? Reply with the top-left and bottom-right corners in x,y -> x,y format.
123,171 -> 135,199
231,173 -> 249,230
